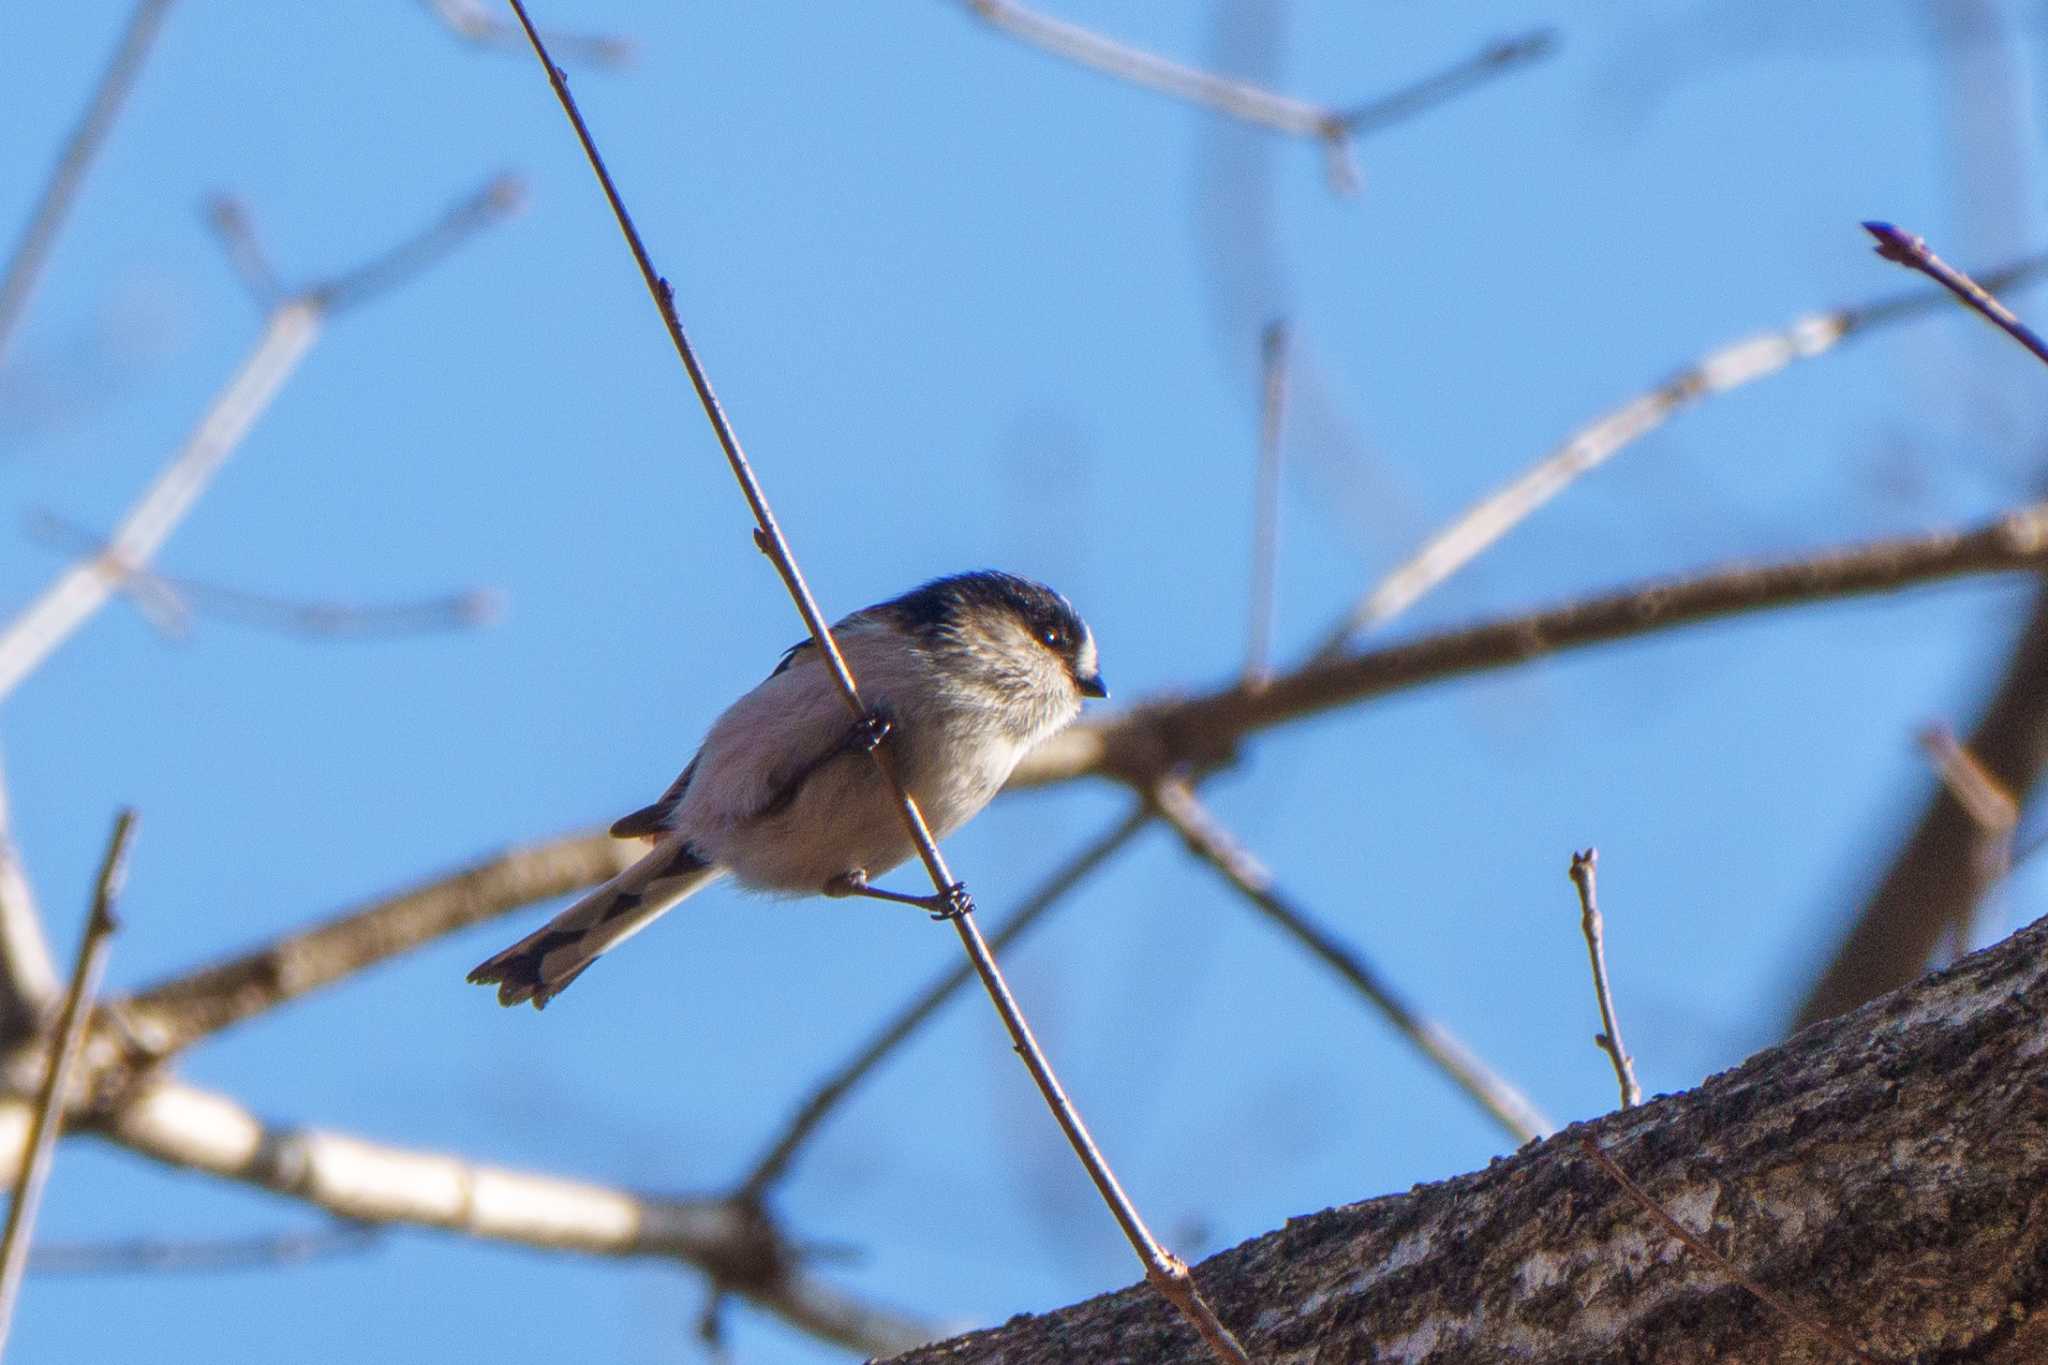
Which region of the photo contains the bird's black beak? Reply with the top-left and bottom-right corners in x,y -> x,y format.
1077,672 -> 1108,699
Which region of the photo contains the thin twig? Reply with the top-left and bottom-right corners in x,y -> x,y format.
0,810 -> 134,1353
29,1224 -> 379,1275
962,0 -> 1334,138
27,510 -> 502,642
1864,221 -> 2048,368
1014,500 -> 2048,791
1150,776 -> 1552,1144
313,176 -> 525,311
0,176 -> 519,704
1245,321 -> 1289,686
502,8 -> 1250,1358
1567,850 -> 1639,1110
0,0 -> 177,367
1329,30 -> 1556,138
1307,247 -> 2048,661
1579,1137 -> 1882,1365
201,196 -> 283,309
738,804 -> 1151,1200
961,5 -> 1552,194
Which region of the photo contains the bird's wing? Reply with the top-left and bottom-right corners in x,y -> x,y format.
608,758 -> 697,839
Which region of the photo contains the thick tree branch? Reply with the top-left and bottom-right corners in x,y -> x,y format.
70,1076 -> 931,1356
890,910 -> 2048,1363
1012,501 -> 2048,790
1794,582 -> 2048,1029
114,832 -> 634,1056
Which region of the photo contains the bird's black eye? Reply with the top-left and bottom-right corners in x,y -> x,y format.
1039,626 -> 1066,650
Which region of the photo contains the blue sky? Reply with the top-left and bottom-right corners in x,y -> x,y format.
3,2 -> 2044,1361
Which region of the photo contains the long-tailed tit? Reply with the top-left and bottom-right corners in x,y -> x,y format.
469,570 -> 1107,1008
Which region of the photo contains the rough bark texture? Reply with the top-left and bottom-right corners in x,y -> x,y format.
892,913 -> 2048,1364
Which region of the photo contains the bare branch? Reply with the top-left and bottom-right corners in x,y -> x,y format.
0,177 -> 520,703
1014,501 -> 2048,791
1579,1137 -> 1881,1364
0,301 -> 323,701
1245,321 -> 1288,686
313,175 -> 525,312
1864,220 -> 2048,368
201,195 -> 283,310
1330,30 -> 1557,138
1795,588 -> 2048,1031
1309,247 -> 2048,660
27,509 -> 502,642
0,0 -> 177,367
503,7 -> 1249,1356
29,1224 -> 379,1275
961,1 -> 1335,138
738,804 -> 1152,1200
1568,849 -> 1640,1110
87,1077 -> 930,1356
1149,776 -> 1552,1145
116,831 -> 635,1057
0,810 -> 133,1352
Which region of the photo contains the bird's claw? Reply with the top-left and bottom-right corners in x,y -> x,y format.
928,883 -> 974,921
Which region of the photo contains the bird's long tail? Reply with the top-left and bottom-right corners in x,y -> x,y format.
468,836 -> 721,1008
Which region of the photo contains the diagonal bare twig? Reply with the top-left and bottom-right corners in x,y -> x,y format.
0,176 -> 521,705
502,6 -> 1248,1356
0,0 -> 177,367
961,5 -> 1553,194
1017,501 -> 2048,791
1149,776 -> 1553,1145
1567,849 -> 1639,1110
1864,221 -> 2048,367
29,1223 -> 380,1275
737,804 -> 1152,1200
1307,247 -> 2048,661
27,510 -> 503,643
0,810 -> 134,1352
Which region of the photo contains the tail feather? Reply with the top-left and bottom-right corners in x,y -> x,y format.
468,838 -> 719,1008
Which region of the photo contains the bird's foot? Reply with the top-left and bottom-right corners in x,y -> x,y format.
822,870 -> 974,921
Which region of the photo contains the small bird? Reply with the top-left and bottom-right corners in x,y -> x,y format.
469,570 -> 1107,1008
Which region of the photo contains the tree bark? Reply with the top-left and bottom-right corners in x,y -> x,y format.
891,912 -> 2048,1364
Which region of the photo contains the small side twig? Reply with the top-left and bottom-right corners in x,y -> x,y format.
1915,724 -> 2020,959
201,196 -> 284,310
1864,221 -> 2048,368
504,7 -> 1249,1359
738,804 -> 1151,1200
1567,849 -> 1639,1110
0,0 -> 177,366
1245,320 -> 1289,685
1328,30 -> 1556,139
29,1223 -> 379,1275
0,809 -> 134,1352
27,510 -> 502,643
1150,775 -> 1553,1144
1579,1137 -> 1882,1365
